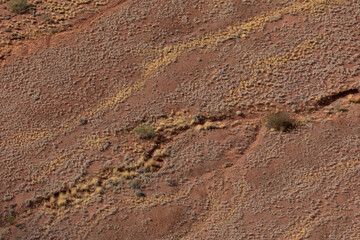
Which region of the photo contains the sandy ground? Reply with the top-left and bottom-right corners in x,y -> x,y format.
0,0 -> 360,239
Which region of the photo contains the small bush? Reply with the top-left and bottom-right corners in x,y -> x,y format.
165,179 -> 178,187
128,180 -> 141,190
135,190 -> 145,197
7,0 -> 28,14
265,111 -> 295,132
133,125 -> 155,139
7,216 -> 15,224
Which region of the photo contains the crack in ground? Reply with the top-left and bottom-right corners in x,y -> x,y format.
315,88 -> 359,107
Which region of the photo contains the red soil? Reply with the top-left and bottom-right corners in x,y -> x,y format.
0,0 -> 360,239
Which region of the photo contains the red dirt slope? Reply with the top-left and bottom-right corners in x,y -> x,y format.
0,0 -> 360,239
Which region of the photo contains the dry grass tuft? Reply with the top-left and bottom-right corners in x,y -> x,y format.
348,94 -> 360,103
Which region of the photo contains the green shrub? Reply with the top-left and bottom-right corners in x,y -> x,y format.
128,180 -> 141,190
7,215 -> 15,224
133,125 -> 155,139
265,111 -> 295,132
7,0 -> 28,14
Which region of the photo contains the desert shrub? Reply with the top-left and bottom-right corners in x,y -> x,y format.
265,111 -> 295,132
133,125 -> 155,139
165,179 -> 178,187
135,190 -> 145,197
7,215 -> 15,224
7,0 -> 28,14
128,180 -> 141,190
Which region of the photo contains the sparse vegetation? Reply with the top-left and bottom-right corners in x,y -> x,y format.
265,111 -> 295,132
135,190 -> 145,197
80,118 -> 88,125
128,179 -> 141,190
7,215 -> 15,224
165,179 -> 178,187
95,186 -> 104,195
133,125 -> 155,139
348,94 -> 360,103
121,171 -> 138,179
57,193 -> 68,206
7,0 -> 28,14
1,0 -> 359,238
